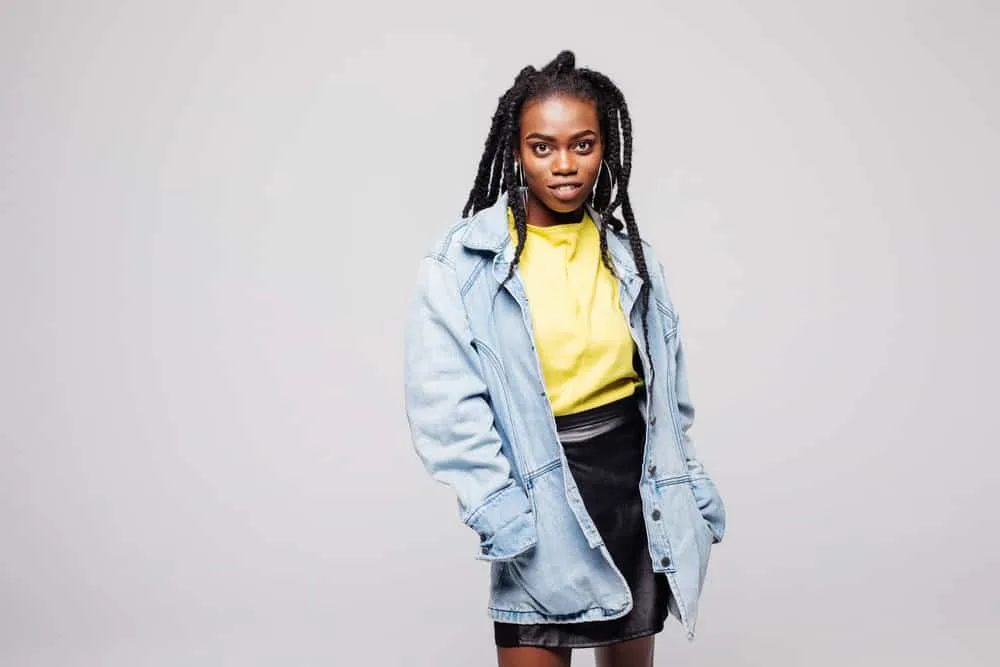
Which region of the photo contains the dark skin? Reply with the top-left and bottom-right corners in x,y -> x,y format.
497,93 -> 657,667
496,635 -> 654,667
514,94 -> 604,227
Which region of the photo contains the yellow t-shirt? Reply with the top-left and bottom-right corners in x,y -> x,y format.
509,209 -> 642,417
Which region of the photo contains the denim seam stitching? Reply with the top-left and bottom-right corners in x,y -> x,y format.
460,257 -> 487,296
426,253 -> 455,271
525,459 -> 561,482
472,338 -> 532,487
654,474 -> 693,488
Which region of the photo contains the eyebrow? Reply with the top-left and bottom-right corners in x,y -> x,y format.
524,129 -> 598,142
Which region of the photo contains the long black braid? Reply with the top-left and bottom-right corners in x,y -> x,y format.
463,50 -> 657,392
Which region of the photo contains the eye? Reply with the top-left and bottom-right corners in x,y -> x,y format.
531,143 -> 550,156
575,140 -> 595,153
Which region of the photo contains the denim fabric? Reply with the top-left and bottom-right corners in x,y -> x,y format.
403,193 -> 726,640
495,395 -> 669,648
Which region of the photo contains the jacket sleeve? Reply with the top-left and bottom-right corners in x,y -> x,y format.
655,260 -> 727,545
403,254 -> 538,561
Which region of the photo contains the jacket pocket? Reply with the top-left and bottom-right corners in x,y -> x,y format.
490,464 -> 625,617
654,475 -> 713,596
688,486 -> 714,591
499,471 -> 592,616
502,550 -> 583,616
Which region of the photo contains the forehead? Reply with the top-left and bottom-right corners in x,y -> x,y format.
519,94 -> 599,136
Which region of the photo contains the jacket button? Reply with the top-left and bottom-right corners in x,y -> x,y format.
648,465 -> 656,477
661,556 -> 671,567
651,509 -> 661,521
650,416 -> 657,426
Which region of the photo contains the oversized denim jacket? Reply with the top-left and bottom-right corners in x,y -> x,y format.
403,194 -> 726,640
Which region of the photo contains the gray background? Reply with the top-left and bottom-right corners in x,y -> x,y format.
2,1 -> 998,665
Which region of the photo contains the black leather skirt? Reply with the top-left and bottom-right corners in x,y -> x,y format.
494,394 -> 671,648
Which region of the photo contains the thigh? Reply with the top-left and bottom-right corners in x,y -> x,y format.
497,646 -> 572,667
594,635 -> 654,667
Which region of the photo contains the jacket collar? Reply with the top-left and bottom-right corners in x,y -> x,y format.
460,192 -> 641,281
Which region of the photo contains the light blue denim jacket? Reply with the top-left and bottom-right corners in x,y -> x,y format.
403,194 -> 726,640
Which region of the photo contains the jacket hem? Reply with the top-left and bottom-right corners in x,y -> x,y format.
487,601 -> 632,625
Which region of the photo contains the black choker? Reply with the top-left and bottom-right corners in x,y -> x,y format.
548,207 -> 586,225
528,195 -> 586,225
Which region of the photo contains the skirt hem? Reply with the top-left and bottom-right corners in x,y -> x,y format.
494,623 -> 666,649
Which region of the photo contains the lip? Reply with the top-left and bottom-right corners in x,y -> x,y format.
547,182 -> 584,202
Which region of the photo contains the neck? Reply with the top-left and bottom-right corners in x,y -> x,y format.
524,191 -> 586,227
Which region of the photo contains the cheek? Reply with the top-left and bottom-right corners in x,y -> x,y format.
524,160 -> 547,183
582,156 -> 603,184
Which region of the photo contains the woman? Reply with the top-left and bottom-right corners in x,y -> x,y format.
403,51 -> 726,667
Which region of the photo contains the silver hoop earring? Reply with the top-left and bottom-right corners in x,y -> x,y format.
514,160 -> 528,208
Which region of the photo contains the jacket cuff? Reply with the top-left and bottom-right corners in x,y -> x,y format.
465,484 -> 538,561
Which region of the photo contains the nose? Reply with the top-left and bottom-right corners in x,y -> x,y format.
552,149 -> 576,175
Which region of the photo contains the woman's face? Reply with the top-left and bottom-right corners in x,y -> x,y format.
517,94 -> 603,214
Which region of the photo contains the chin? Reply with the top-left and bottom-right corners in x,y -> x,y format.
541,193 -> 588,213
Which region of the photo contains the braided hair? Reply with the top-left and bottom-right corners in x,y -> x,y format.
463,50 -> 657,392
